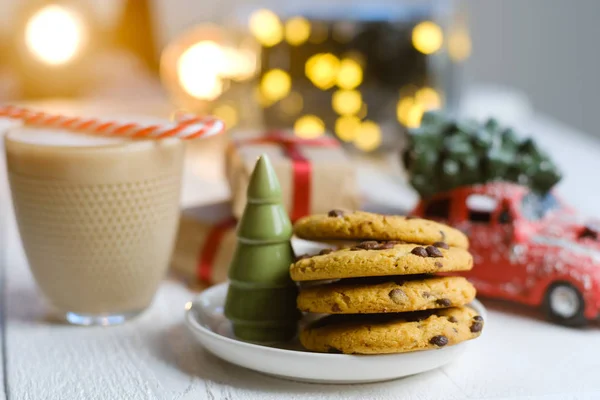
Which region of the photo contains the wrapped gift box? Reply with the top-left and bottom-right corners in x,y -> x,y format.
226,131 -> 360,220
170,201 -> 237,287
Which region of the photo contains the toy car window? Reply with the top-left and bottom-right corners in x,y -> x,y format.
521,192 -> 560,221
424,198 -> 450,219
467,194 -> 497,223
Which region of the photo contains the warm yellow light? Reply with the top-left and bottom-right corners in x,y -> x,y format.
212,104 -> 238,129
336,58 -> 363,89
294,115 -> 325,138
354,120 -> 382,151
335,115 -> 361,142
285,17 -> 311,46
332,89 -> 362,115
412,21 -> 443,55
177,41 -> 224,100
306,53 -> 340,90
249,9 -> 283,47
260,69 -> 291,102
406,104 -> 425,128
222,47 -> 257,81
254,85 -> 274,108
397,97 -> 414,125
280,91 -> 304,115
416,87 -> 442,110
25,5 -> 85,66
448,27 -> 472,62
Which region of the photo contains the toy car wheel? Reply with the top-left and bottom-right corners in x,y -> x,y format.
543,282 -> 586,326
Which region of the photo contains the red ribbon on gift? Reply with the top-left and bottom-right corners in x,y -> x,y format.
235,132 -> 339,221
197,217 -> 237,283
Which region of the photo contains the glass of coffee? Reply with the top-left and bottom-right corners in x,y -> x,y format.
5,126 -> 185,325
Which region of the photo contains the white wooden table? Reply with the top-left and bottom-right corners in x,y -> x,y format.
2,113 -> 600,400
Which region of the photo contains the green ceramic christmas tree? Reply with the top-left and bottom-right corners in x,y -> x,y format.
224,154 -> 300,343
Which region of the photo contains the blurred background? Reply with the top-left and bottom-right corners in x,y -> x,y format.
0,0 -> 598,152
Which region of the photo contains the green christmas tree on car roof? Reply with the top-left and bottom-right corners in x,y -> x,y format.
224,154 -> 300,343
403,111 -> 562,198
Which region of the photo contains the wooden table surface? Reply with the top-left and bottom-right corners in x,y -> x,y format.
2,109 -> 600,400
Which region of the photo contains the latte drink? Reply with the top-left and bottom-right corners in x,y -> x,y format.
5,126 -> 185,325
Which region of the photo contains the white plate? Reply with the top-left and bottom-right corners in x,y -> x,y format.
185,283 -> 487,384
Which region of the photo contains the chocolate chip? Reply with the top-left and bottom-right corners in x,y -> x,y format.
470,321 -> 483,333
319,248 -> 333,255
331,304 -> 341,312
473,315 -> 483,322
356,240 -> 380,250
436,298 -> 452,307
405,215 -> 418,220
425,245 -> 443,258
350,246 -> 362,251
411,246 -> 428,257
448,316 -> 458,323
388,289 -> 408,304
435,261 -> 443,268
327,347 -> 343,354
430,335 -> 449,347
422,291 -> 431,298
433,241 -> 449,249
328,209 -> 345,218
378,242 -> 396,250
580,226 -> 598,240
294,254 -> 311,262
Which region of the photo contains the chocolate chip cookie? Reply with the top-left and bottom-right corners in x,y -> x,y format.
298,276 -> 476,314
290,243 -> 473,281
294,210 -> 469,249
300,306 -> 483,354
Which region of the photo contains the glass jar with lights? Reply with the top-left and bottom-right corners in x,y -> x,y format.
160,0 -> 470,153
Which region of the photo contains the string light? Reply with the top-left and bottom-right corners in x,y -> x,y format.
354,120 -> 382,151
415,87 -> 442,110
336,58 -> 363,90
448,27 -> 472,62
260,69 -> 291,102
294,115 -> 325,138
397,97 -> 414,125
25,5 -> 86,66
177,42 -> 224,100
285,17 -> 311,46
335,115 -> 361,142
412,21 -> 443,55
254,85 -> 274,108
332,89 -> 362,115
249,9 -> 283,47
212,104 -> 238,128
357,103 -> 368,119
406,104 -> 425,128
280,91 -> 304,115
305,53 -> 340,90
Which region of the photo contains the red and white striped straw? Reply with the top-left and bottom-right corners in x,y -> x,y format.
0,105 -> 225,140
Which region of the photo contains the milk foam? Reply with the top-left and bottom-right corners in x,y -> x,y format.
7,126 -> 130,147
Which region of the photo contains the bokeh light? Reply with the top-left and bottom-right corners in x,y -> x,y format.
335,115 -> 362,142
260,69 -> 291,102
280,91 -> 304,116
306,53 -> 340,90
412,21 -> 443,55
25,5 -> 86,66
249,9 -> 283,47
336,58 -> 363,90
285,17 -> 311,46
354,120 -> 382,151
308,22 -> 328,44
177,42 -> 224,100
294,115 -> 325,138
332,89 -> 362,115
416,87 -> 442,110
449,27 -> 472,62
357,103 -> 368,119
212,104 -> 238,128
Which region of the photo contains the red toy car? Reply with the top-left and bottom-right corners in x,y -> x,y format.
413,181 -> 600,326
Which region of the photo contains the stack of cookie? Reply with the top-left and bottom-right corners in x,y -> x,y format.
290,210 -> 484,355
